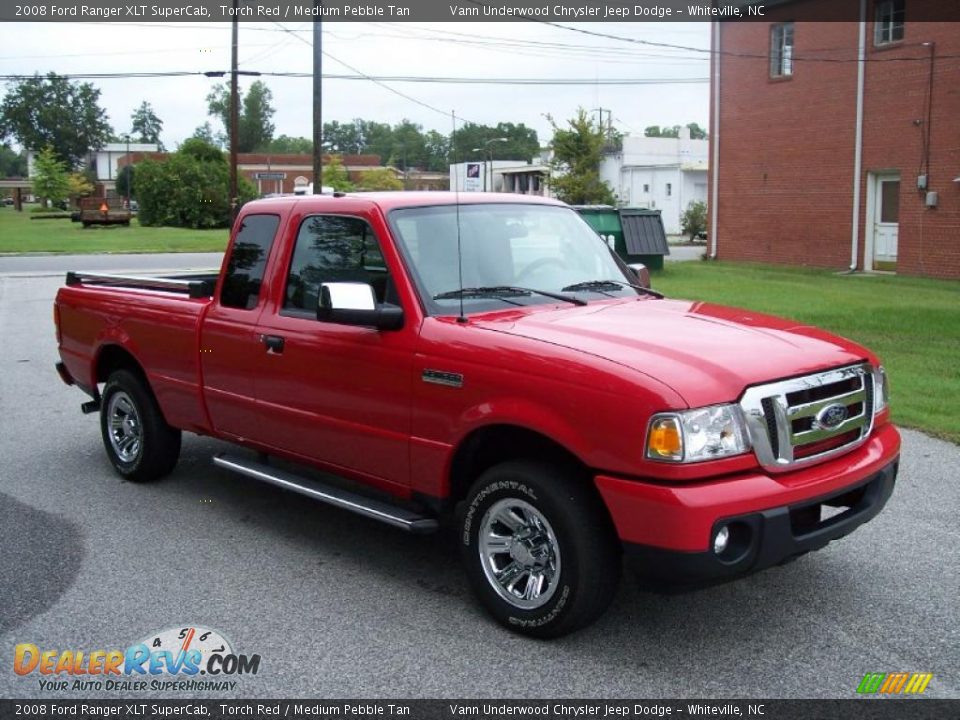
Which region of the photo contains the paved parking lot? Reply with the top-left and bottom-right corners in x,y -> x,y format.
0,263 -> 957,699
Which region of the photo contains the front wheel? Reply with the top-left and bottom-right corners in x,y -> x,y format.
100,369 -> 181,482
459,460 -> 621,638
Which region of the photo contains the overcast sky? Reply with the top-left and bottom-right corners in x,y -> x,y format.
1,21 -> 710,149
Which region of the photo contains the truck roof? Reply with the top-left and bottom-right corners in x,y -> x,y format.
242,191 -> 567,213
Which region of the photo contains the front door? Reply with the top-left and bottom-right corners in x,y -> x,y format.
873,175 -> 900,270
252,212 -> 415,494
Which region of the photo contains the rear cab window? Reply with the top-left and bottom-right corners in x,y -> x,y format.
220,214 -> 281,309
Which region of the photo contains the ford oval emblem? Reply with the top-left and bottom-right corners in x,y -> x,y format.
816,403 -> 849,430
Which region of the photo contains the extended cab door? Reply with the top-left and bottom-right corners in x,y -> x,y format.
200,212 -> 282,440
251,209 -> 417,493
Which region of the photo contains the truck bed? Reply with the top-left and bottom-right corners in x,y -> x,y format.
56,270 -> 219,434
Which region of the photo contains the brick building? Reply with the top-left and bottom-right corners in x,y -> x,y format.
709,0 -> 960,278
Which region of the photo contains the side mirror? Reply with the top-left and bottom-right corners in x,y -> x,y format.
317,282 -> 404,331
627,263 -> 651,290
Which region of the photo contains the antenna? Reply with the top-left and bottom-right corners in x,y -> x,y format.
452,110 -> 467,324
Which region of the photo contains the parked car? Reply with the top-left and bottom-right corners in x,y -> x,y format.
54,192 -> 900,637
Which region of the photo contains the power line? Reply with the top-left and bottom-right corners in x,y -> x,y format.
0,70 -> 708,85
538,20 -> 953,63
271,22 -> 479,123
459,1 -> 956,64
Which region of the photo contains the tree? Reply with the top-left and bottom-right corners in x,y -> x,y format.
681,200 -> 707,241
548,109 -> 616,206
66,172 -> 93,203
206,80 -> 276,152
130,101 -> 165,150
179,137 -> 224,163
115,164 -> 134,199
390,120 -> 428,170
424,130 -> 450,171
267,135 -> 312,154
450,122 -> 539,164
324,156 -> 354,192
30,146 -> 70,206
0,143 -> 27,176
356,168 -> 402,191
189,122 -> 219,147
644,123 -> 708,140
136,138 -> 255,229
0,73 -> 111,167
322,119 -> 366,154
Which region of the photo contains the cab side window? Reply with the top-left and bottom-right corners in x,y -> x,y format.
284,215 -> 392,314
220,214 -> 280,310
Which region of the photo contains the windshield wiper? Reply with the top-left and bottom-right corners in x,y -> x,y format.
434,286 -> 587,306
561,279 -> 664,299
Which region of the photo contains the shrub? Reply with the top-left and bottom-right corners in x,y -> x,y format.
681,200 -> 707,242
135,140 -> 255,228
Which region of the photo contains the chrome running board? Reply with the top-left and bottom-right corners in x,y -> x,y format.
213,454 -> 438,534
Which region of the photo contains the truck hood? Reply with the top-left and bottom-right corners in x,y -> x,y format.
474,298 -> 871,408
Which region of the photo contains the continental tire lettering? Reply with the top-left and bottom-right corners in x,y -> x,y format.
507,585 -> 570,627
463,479 -> 537,545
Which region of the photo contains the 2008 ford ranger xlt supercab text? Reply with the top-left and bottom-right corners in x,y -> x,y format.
55,192 -> 900,637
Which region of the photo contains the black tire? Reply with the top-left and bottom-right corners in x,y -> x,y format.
99,369 -> 181,482
459,460 -> 621,638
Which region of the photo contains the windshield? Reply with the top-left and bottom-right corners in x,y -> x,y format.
388,203 -> 638,314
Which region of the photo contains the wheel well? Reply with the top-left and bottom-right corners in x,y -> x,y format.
95,345 -> 146,385
448,425 -> 590,505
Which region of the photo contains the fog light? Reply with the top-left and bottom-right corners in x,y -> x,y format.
713,526 -> 730,555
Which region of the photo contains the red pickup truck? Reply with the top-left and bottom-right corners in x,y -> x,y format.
55,192 -> 900,637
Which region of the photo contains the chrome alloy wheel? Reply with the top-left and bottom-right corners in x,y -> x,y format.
478,498 -> 562,610
107,390 -> 143,463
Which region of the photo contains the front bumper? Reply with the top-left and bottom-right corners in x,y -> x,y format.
595,422 -> 900,582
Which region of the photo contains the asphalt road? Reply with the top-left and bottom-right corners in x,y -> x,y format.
0,265 -> 957,700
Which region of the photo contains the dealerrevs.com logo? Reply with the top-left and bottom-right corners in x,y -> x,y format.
13,626 -> 261,692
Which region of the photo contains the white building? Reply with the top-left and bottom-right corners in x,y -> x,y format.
600,129 -> 708,235
28,142 -> 159,193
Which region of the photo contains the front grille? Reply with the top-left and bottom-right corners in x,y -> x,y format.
740,364 -> 875,472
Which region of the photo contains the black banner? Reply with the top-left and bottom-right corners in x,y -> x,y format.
2,0 -> 959,23
0,700 -> 957,720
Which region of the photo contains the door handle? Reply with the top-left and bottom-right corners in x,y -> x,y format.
261,334 -> 285,354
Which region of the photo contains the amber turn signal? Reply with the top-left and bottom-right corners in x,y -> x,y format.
647,416 -> 683,461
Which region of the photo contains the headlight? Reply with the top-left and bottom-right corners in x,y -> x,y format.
646,404 -> 751,463
872,365 -> 889,414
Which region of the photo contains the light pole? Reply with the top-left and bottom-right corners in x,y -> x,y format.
122,133 -> 131,208
471,137 -> 507,192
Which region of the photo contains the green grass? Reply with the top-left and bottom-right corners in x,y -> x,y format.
654,262 -> 960,444
0,206 -> 229,254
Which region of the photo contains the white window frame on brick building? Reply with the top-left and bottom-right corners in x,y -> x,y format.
874,0 -> 905,46
769,22 -> 794,78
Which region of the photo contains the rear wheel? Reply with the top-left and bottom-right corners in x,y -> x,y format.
459,460 -> 621,638
100,369 -> 181,482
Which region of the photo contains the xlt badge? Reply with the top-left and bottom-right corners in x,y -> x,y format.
422,369 -> 464,388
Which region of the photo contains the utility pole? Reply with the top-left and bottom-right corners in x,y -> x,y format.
229,4 -> 239,223
312,7 -> 323,193
123,132 -> 131,209
593,107 -> 614,134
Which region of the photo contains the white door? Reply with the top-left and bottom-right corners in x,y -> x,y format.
873,175 -> 900,268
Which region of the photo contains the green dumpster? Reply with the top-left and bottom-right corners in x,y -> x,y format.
572,205 -> 668,271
